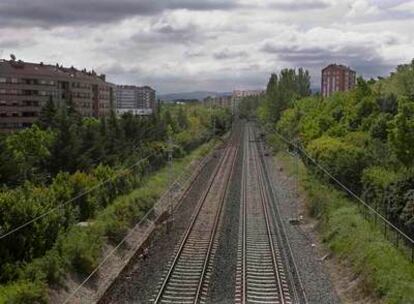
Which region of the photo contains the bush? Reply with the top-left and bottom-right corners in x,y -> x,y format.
306,136 -> 370,192
0,125 -> 219,297
59,227 -> 103,275
324,201 -> 414,304
20,249 -> 66,285
0,281 -> 47,304
281,152 -> 414,303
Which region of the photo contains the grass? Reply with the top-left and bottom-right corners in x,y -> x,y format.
277,151 -> 414,304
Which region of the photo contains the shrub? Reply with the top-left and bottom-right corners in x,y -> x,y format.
282,152 -> 414,303
306,136 -> 370,192
0,281 -> 47,304
59,227 -> 103,275
20,249 -> 67,285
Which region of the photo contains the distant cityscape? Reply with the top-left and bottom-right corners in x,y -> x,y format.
0,55 -> 357,132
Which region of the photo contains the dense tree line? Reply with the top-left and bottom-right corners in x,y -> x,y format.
0,101 -> 231,302
255,61 -> 414,238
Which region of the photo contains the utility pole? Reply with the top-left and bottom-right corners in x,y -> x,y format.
167,135 -> 174,233
210,98 -> 215,137
294,139 -> 300,222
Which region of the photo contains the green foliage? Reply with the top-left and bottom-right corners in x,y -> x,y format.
260,60 -> 414,302
377,59 -> 414,99
362,166 -> 402,190
307,136 -> 370,191
59,226 -> 103,274
5,125 -> 55,181
0,102 -> 226,299
258,68 -> 311,124
388,97 -> 414,167
279,152 -> 414,304
37,96 -> 57,130
239,96 -> 261,119
0,281 -> 47,304
20,249 -> 66,284
370,113 -> 392,141
265,59 -> 414,237
177,106 -> 189,129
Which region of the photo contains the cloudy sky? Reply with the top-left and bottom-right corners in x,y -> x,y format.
0,0 -> 413,93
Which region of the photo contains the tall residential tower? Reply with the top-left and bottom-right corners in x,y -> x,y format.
321,64 -> 356,97
116,85 -> 156,116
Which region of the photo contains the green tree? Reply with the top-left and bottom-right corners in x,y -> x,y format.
5,125 -> 55,180
38,96 -> 57,129
296,68 -> 312,97
389,97 -> 414,168
177,107 -> 189,130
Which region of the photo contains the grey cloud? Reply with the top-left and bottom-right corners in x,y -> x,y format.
0,37 -> 34,49
185,49 -> 206,58
0,0 -> 239,27
268,1 -> 330,11
128,26 -> 212,46
262,43 -> 394,85
213,49 -> 248,60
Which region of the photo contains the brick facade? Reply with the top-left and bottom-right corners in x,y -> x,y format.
321,64 -> 356,97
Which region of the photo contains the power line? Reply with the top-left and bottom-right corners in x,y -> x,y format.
273,130 -> 414,245
63,134 -> 216,303
0,152 -> 159,241
62,203 -> 156,304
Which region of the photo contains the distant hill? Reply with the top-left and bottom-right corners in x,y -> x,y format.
159,91 -> 232,102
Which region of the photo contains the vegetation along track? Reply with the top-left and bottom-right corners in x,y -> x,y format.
151,130 -> 240,304
235,123 -> 305,304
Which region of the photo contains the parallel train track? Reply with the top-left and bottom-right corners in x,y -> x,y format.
235,125 -> 299,304
152,133 -> 239,304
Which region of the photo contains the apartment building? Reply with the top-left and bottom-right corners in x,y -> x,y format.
116,85 -> 156,116
321,64 -> 356,97
231,89 -> 265,112
232,90 -> 264,98
0,59 -> 115,131
204,95 -> 233,108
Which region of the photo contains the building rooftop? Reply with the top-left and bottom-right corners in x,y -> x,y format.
322,64 -> 355,72
0,59 -> 107,83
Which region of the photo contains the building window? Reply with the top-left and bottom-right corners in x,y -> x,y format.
22,112 -> 37,117
0,77 -> 6,83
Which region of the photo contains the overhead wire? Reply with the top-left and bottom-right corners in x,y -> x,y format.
272,130 -> 414,245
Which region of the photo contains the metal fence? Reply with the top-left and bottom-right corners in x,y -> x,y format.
273,131 -> 414,262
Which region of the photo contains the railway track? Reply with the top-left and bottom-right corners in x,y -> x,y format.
235,125 -> 298,304
152,133 -> 239,304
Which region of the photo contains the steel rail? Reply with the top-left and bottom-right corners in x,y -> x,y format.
154,134 -> 238,304
252,127 -> 287,304
256,131 -> 307,304
194,143 -> 239,303
241,126 -> 248,304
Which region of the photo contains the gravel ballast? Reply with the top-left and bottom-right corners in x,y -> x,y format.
206,128 -> 244,304
99,122 -> 340,304
98,147 -> 224,304
262,141 -> 341,304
